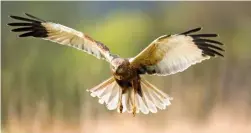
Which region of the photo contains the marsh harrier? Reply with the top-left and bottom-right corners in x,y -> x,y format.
8,13 -> 224,116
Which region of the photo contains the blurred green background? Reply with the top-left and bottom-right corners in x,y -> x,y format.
1,1 -> 251,133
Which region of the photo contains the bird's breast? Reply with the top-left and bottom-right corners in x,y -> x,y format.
112,66 -> 137,81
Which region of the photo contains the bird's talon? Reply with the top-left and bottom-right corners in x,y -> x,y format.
119,104 -> 123,113
133,106 -> 136,117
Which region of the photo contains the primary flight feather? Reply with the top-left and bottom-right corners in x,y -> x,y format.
8,13 -> 224,116
8,13 -> 114,62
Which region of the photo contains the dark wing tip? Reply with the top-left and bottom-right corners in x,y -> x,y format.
24,13 -> 33,16
194,38 -> 225,57
8,13 -> 48,38
194,38 -> 224,46
24,13 -> 46,22
190,30 -> 224,57
8,15 -> 41,23
194,27 -> 203,31
180,27 -> 203,35
186,28 -> 224,57
200,47 -> 224,57
9,15 -> 18,19
191,34 -> 218,38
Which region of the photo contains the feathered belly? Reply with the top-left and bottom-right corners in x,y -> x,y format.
114,79 -> 132,94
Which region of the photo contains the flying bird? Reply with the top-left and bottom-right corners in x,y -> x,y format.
8,13 -> 224,116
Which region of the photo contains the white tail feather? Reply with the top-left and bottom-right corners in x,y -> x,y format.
87,77 -> 172,115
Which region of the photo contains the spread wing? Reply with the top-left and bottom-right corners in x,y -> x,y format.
130,27 -> 224,76
8,13 -> 115,62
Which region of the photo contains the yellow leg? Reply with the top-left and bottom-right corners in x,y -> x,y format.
132,88 -> 137,117
118,88 -> 123,113
132,77 -> 141,117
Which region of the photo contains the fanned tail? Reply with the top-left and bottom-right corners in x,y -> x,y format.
87,77 -> 120,110
139,78 -> 172,113
87,77 -> 172,115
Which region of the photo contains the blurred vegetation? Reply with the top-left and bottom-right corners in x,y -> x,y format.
1,1 -> 251,133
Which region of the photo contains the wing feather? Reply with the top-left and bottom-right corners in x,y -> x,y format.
130,27 -> 224,76
8,13 -> 115,62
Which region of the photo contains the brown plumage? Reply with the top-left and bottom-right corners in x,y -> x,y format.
8,13 -> 224,116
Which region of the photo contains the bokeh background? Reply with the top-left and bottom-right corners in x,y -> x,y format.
1,1 -> 251,133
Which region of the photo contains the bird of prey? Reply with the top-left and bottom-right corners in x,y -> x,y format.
8,13 -> 224,116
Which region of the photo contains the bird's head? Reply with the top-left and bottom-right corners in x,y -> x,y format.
110,58 -> 130,75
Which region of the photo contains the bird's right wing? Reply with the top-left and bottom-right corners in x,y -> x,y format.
8,13 -> 115,62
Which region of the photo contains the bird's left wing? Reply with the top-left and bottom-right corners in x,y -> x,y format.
130,27 -> 224,76
8,13 -> 114,62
